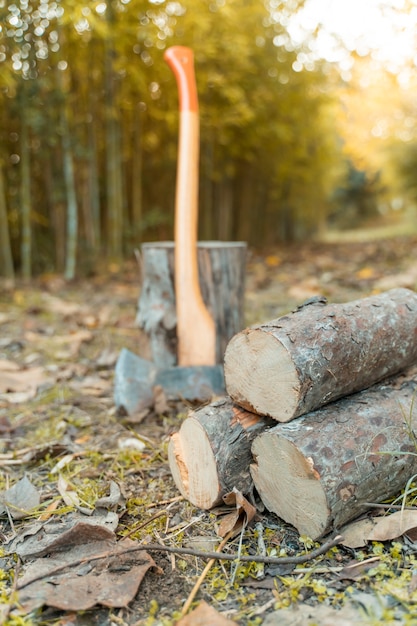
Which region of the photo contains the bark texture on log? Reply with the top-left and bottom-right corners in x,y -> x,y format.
224,288 -> 417,422
250,368 -> 417,540
168,398 -> 274,509
136,241 -> 246,368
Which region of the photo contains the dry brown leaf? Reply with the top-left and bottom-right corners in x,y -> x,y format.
176,601 -> 236,625
287,278 -> 321,301
218,488 -> 257,538
263,601 -> 364,626
57,476 -> 80,508
338,556 -> 381,580
0,359 -> 20,371
0,476 -> 40,520
69,375 -> 112,396
341,510 -> 417,548
41,294 -> 84,316
0,365 -> 54,402
17,523 -> 161,612
368,510 -> 417,542
339,518 -> 377,548
0,313 -> 9,325
25,329 -> 93,356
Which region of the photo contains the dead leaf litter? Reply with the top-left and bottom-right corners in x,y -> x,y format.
1,238 -> 417,624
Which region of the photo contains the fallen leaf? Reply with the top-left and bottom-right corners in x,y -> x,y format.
265,255 -> 281,268
339,518 -> 377,548
287,278 -> 321,302
57,475 -> 80,508
25,329 -> 93,357
176,601 -> 236,625
96,348 -> 119,368
50,454 -> 77,475
0,365 -> 53,394
0,476 -> 40,520
263,600 -> 365,626
16,523 -> 161,611
367,510 -> 417,542
95,481 -> 123,509
338,556 -> 381,580
7,512 -> 120,558
69,375 -> 112,396
356,267 -> 375,280
117,437 -> 146,452
218,488 -> 257,538
41,294 -> 84,317
0,359 -> 20,371
340,510 -> 417,547
0,313 -> 9,325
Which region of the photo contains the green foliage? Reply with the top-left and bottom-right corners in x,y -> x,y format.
0,0 -> 356,275
0,0 -> 346,275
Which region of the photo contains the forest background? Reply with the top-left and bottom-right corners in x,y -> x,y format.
1,0 -> 417,282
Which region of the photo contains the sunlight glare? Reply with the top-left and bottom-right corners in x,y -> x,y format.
288,0 -> 417,70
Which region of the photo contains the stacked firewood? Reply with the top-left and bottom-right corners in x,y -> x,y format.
168,288 -> 417,539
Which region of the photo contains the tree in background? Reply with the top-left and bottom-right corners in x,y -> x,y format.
1,0 -> 413,278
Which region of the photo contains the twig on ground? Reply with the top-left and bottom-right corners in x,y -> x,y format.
363,502 -> 417,510
121,510 -> 168,540
15,534 -> 344,592
179,532 -> 233,618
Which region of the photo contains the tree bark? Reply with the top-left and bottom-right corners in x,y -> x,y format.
250,367 -> 417,540
61,106 -> 78,281
0,162 -> 14,281
136,241 -> 247,367
224,288 -> 417,422
168,398 -> 274,509
20,100 -> 32,280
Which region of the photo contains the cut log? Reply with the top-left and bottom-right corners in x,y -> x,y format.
168,398 -> 274,509
224,288 -> 417,422
136,241 -> 246,368
250,367 -> 417,540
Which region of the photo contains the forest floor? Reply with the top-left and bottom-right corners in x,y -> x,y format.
1,233 -> 417,625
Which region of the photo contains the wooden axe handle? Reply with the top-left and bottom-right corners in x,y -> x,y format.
164,46 -> 216,366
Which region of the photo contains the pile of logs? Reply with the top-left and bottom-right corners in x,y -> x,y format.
168,288 -> 417,539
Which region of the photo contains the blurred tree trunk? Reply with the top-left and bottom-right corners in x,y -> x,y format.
87,115 -> 101,254
105,2 -> 123,260
79,119 -> 101,265
44,147 -> 66,273
131,103 -> 143,244
216,178 -> 233,240
61,106 -> 78,280
201,136 -> 215,240
0,162 -> 14,281
20,93 -> 32,280
235,162 -> 254,243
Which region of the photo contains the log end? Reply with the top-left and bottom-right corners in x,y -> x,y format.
224,329 -> 300,422
251,432 -> 330,540
168,417 -> 222,509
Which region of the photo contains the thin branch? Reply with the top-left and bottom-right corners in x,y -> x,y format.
363,502 -> 417,511
16,534 -> 343,592
180,532 -> 233,618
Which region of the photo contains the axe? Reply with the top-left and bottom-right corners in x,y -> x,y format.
164,46 -> 216,366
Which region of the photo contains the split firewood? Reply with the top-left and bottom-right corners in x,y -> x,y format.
224,288 -> 417,422
250,367 -> 417,540
168,398 -> 274,509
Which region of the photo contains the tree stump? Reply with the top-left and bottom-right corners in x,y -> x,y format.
250,367 -> 417,540
224,288 -> 417,422
136,241 -> 247,368
168,398 -> 274,509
